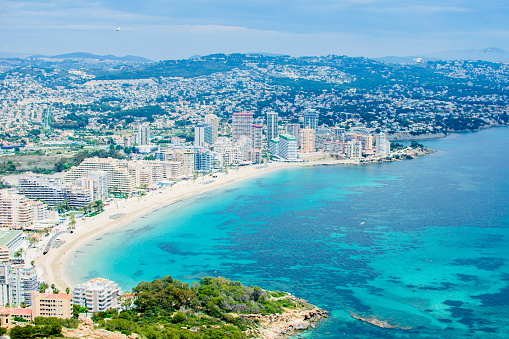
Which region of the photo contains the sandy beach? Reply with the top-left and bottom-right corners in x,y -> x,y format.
37,160 -> 343,290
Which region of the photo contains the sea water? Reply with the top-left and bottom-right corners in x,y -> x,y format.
67,127 -> 509,338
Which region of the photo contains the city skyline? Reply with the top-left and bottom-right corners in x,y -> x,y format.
1,0 -> 508,60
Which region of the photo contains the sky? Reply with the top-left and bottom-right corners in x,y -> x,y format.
1,0 -> 508,61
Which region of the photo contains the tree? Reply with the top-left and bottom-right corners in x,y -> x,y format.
28,235 -> 37,248
69,214 -> 76,230
72,304 -> 80,318
65,287 -> 70,294
20,302 -> 26,308
95,200 -> 104,212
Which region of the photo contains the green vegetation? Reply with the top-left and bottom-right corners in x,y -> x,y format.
85,276 -> 312,338
53,148 -> 124,173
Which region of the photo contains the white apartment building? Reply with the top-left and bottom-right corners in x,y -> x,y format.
345,141 -> 363,159
64,158 -> 135,195
278,134 -> 298,161
204,114 -> 220,144
232,113 -> 253,142
72,278 -> 121,312
375,132 -> 391,156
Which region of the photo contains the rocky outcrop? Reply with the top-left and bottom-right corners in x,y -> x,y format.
245,305 -> 328,338
62,317 -> 139,339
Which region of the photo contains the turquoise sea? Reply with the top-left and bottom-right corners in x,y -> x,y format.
68,127 -> 509,338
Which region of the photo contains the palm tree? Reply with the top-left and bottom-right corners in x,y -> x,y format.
95,200 -> 104,212
69,214 -> 76,230
28,235 -> 37,248
38,282 -> 48,293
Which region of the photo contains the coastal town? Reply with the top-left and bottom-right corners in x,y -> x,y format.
0,53 -> 507,337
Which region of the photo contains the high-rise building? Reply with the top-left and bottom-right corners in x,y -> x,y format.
375,133 -> 390,156
252,124 -> 263,149
266,112 -> 278,145
194,149 -> 212,172
278,134 -> 298,161
72,278 -> 121,312
137,125 -> 150,146
269,138 -> 279,156
204,114 -> 220,144
303,109 -> 319,131
75,171 -> 109,203
18,176 -> 92,208
194,124 -> 213,146
345,141 -> 363,159
232,113 -> 254,142
300,128 -> 316,153
63,158 -> 136,195
285,123 -> 301,147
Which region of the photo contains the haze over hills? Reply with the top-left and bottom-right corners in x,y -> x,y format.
0,52 -> 153,63
375,47 -> 509,64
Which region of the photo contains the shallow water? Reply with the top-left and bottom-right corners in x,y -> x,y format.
68,127 -> 509,338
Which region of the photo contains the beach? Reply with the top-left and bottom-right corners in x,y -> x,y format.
37,159 -> 353,290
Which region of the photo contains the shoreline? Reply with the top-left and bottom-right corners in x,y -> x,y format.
37,160 -> 349,290
36,149 -> 431,290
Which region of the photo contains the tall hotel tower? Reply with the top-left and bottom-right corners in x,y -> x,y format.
232,113 -> 254,142
266,112 -> 278,145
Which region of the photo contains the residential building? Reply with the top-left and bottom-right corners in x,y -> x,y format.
232,113 -> 253,142
278,134 -> 298,161
345,141 -> 363,159
252,124 -> 263,149
0,190 -> 49,228
194,149 -> 212,172
72,278 -> 121,312
0,307 -> 32,326
194,124 -> 213,146
269,138 -> 279,156
75,171 -> 109,203
266,112 -> 278,145
204,114 -> 220,144
63,158 -> 136,195
303,109 -> 319,131
155,149 -> 194,177
300,128 -> 316,153
247,149 -> 262,164
375,132 -> 390,156
285,123 -> 301,147
19,175 -> 92,208
11,264 -> 38,306
31,291 -> 72,318
136,124 -> 150,146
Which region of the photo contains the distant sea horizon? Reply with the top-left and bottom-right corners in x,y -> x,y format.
68,127 -> 509,338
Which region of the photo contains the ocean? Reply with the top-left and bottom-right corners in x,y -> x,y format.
67,127 -> 509,338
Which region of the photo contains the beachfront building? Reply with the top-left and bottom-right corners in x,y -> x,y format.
32,291 -> 72,318
72,278 -> 121,312
247,149 -> 262,164
194,149 -> 213,172
285,123 -> 301,148
232,113 -> 254,142
0,262 -> 38,307
300,128 -> 316,153
252,124 -> 263,149
194,124 -> 213,146
11,264 -> 38,306
266,112 -> 278,145
63,158 -> 136,195
204,114 -> 220,144
0,190 -> 50,228
375,132 -> 390,156
154,148 -> 195,177
75,171 -> 109,203
345,141 -> 363,159
333,127 -> 346,142
278,134 -> 298,161
19,175 -> 92,208
269,138 -> 279,156
127,160 -> 182,186
0,230 -> 25,258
